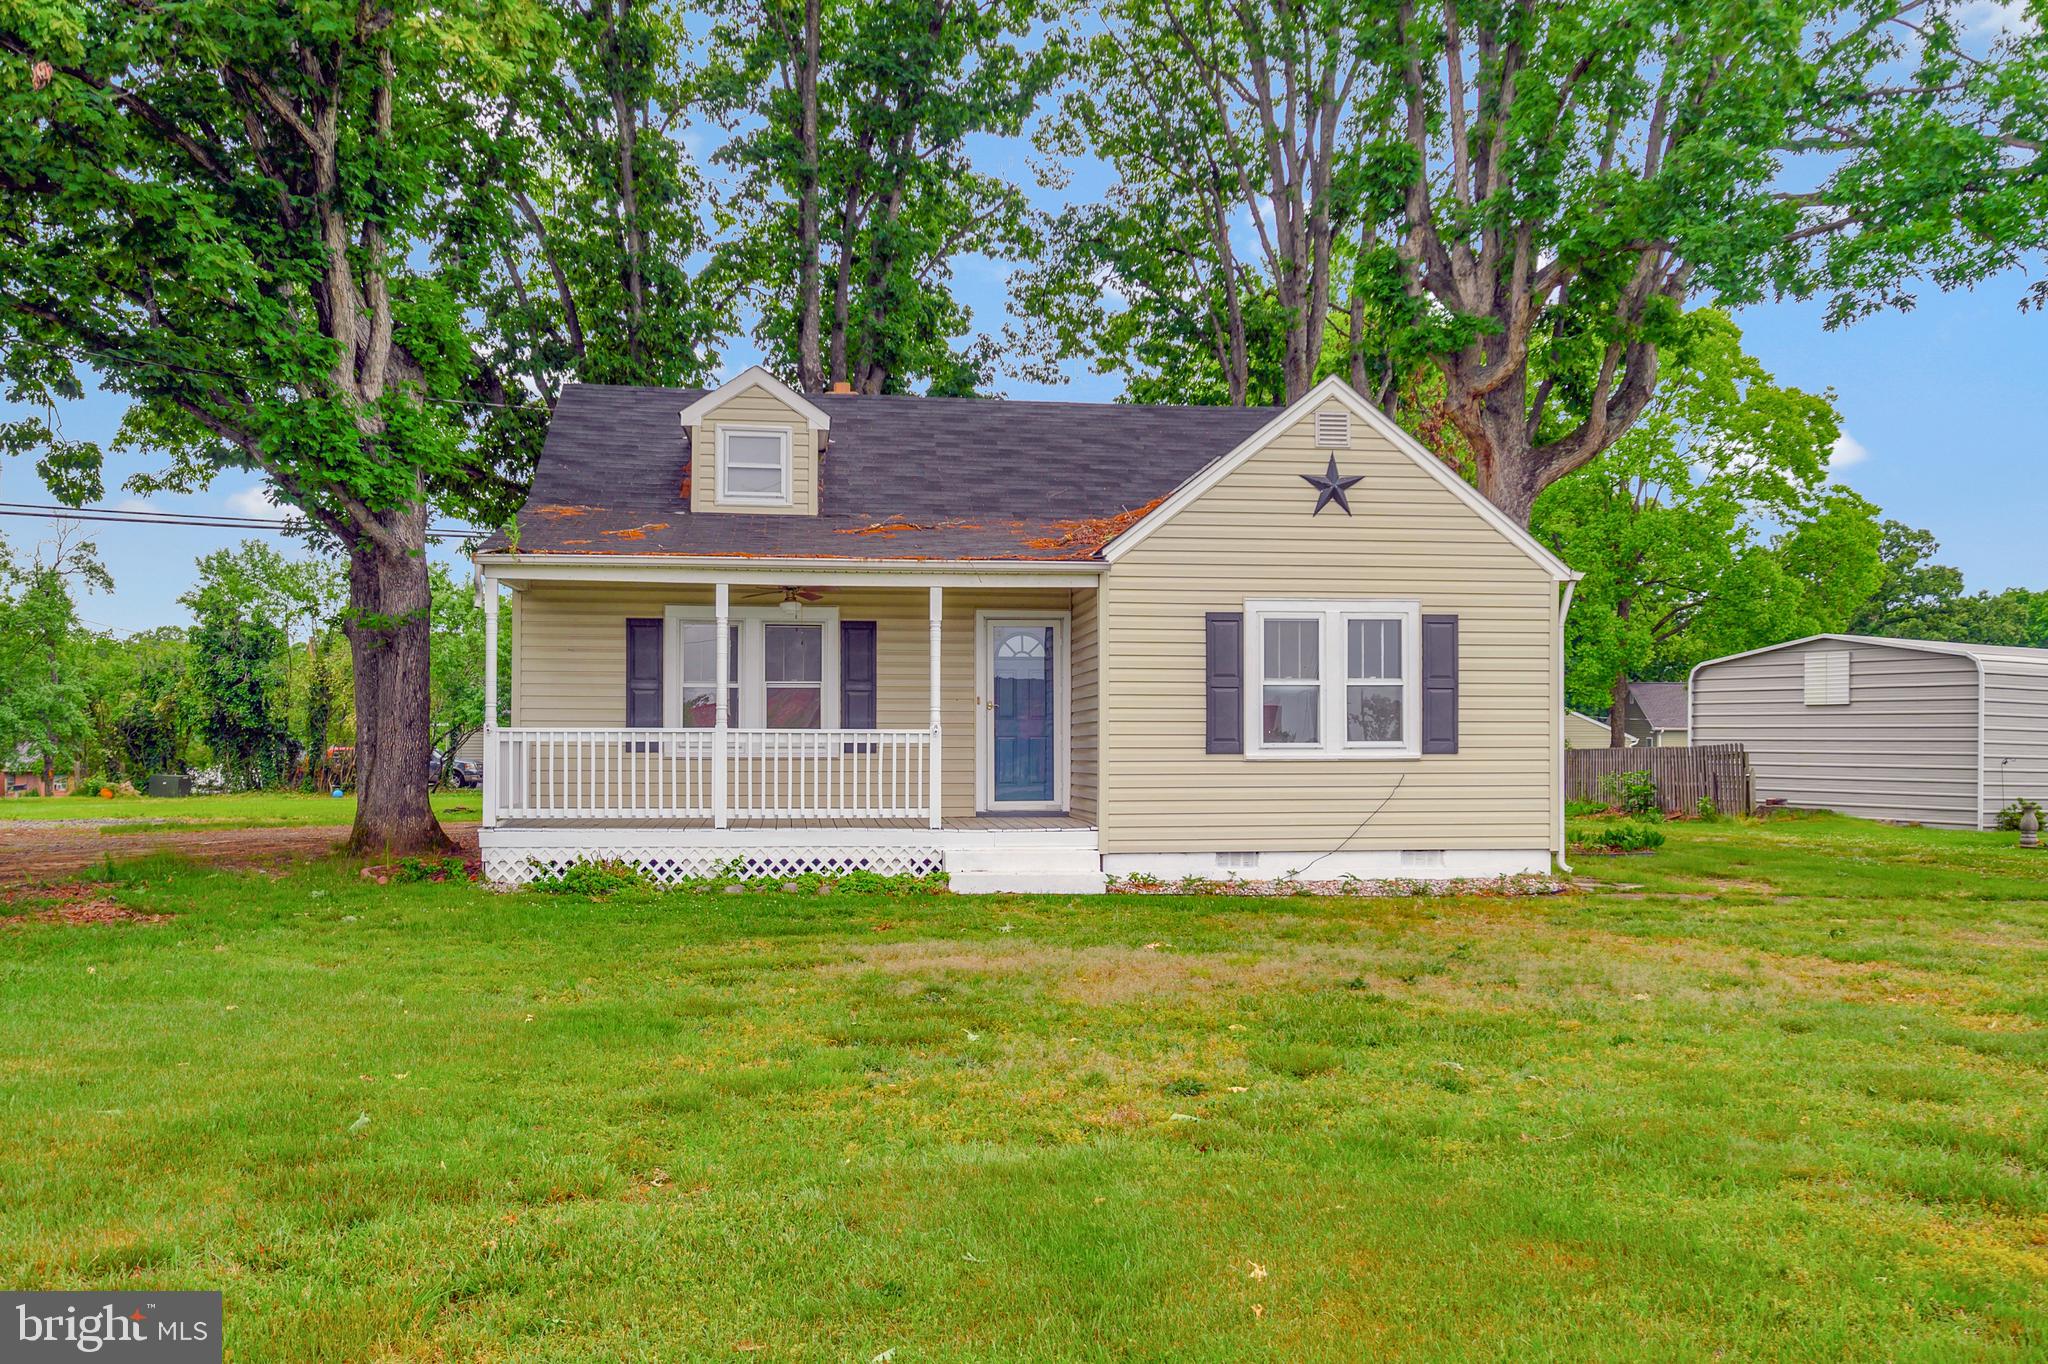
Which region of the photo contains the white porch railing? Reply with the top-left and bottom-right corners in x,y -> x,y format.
491,727 -> 934,822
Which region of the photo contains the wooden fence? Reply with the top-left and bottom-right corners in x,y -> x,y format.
1565,743 -> 1754,815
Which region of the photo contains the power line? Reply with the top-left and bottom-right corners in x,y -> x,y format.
0,500 -> 488,541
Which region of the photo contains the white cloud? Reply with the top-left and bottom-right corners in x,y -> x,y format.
224,484 -> 291,520
1961,0 -> 2036,37
112,496 -> 159,514
1829,432 -> 1870,474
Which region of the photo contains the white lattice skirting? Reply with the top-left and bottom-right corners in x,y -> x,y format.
479,824 -> 1107,893
483,841 -> 945,886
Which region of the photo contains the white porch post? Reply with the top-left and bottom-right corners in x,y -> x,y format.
714,580 -> 730,829
929,585 -> 944,829
480,569 -> 497,829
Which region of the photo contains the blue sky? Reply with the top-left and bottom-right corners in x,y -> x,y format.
4,131 -> 2043,637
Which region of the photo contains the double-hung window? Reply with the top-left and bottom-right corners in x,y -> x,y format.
1246,600 -> 1420,758
717,426 -> 792,506
676,623 -> 741,728
666,607 -> 840,730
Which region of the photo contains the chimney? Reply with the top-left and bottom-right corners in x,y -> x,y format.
830,381 -> 853,394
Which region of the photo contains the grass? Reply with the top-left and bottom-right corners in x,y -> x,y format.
3,811 -> 2046,1360
0,788 -> 481,827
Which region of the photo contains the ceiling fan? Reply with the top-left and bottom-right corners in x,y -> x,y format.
737,585 -> 827,615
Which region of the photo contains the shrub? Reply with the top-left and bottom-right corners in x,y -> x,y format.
1695,796 -> 1721,822
527,858 -> 648,897
1564,798 -> 1607,819
1996,798 -> 2044,832
1597,769 -> 1662,819
1572,821 -> 1667,853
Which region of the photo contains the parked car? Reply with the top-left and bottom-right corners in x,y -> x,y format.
448,759 -> 483,789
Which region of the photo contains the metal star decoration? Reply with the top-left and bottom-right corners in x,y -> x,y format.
1301,455 -> 1364,516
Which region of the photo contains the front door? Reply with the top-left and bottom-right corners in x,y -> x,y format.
980,615 -> 1066,812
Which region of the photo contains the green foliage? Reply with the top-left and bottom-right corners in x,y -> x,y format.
1537,311 -> 1883,712
1996,799 -> 2044,833
697,0 -> 1059,394
427,562 -> 508,775
393,856 -> 470,884
0,530 -> 110,786
1851,521 -> 2047,647
526,858 -> 650,897
182,564 -> 295,790
1571,821 -> 1667,853
1695,797 -> 1722,824
1596,770 -> 1663,820
1564,798 -> 1608,819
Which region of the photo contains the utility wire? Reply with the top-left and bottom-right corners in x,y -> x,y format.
0,500 -> 486,540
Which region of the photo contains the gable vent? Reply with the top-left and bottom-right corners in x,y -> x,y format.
1315,409 -> 1351,448
1804,650 -> 1851,706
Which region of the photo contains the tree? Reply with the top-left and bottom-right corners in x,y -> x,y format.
465,0 -> 726,425
1851,521 -> 2047,645
0,0 -> 546,851
1052,0 -> 2045,521
0,527 -> 111,793
1373,0 -> 2048,522
1533,310 -> 1883,742
701,0 -> 1059,394
181,572 -> 294,791
80,627 -> 200,782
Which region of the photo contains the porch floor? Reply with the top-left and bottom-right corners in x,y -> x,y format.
488,814 -> 1095,833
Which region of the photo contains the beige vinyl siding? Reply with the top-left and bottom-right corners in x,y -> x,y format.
1691,638 -> 1980,828
689,388 -> 820,516
1565,710 -> 1619,748
1096,400 -> 1561,856
1981,657 -> 2048,827
511,582 -> 1082,819
1070,587 -> 1101,823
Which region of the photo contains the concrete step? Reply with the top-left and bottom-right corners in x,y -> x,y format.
945,847 -> 1103,875
949,869 -> 1109,895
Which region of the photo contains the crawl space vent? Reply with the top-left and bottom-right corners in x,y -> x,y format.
1314,410 -> 1351,448
1400,850 -> 1447,869
1215,851 -> 1258,870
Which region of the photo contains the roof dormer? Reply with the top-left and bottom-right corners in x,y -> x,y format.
679,365 -> 830,516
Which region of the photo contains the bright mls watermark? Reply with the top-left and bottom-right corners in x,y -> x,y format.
2,1293 -> 220,1361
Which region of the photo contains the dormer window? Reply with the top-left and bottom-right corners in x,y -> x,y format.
717,426 -> 793,506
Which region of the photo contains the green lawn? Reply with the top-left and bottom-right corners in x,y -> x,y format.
0,788 -> 481,827
3,813 -> 2045,1360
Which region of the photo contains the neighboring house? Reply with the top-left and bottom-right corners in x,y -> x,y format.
1690,634 -> 2048,830
470,367 -> 1580,892
1623,682 -> 1690,747
1565,710 -> 1632,749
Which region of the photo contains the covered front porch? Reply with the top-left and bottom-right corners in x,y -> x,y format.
473,559 -> 1104,891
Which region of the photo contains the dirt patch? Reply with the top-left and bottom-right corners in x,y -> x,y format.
0,824 -> 480,886
1,881 -> 173,926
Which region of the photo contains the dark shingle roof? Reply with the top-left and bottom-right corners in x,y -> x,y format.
483,384 -> 1282,561
1628,681 -> 1690,732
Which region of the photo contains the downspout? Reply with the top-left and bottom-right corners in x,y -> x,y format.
1557,576 -> 1580,874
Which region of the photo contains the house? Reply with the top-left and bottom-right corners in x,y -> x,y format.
470,367 -> 1580,892
1689,634 -> 2048,830
1622,681 -> 1690,747
1565,710 -> 1631,748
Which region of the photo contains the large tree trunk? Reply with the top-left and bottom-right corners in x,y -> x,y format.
1609,673 -> 1631,749
343,527 -> 449,856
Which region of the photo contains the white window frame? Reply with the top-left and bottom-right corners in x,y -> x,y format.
714,424 -> 794,507
663,604 -> 841,730
1244,599 -> 1422,760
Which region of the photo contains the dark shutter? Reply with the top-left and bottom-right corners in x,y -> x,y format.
625,618 -> 663,728
1205,611 -> 1244,754
841,621 -> 877,728
1421,614 -> 1459,754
